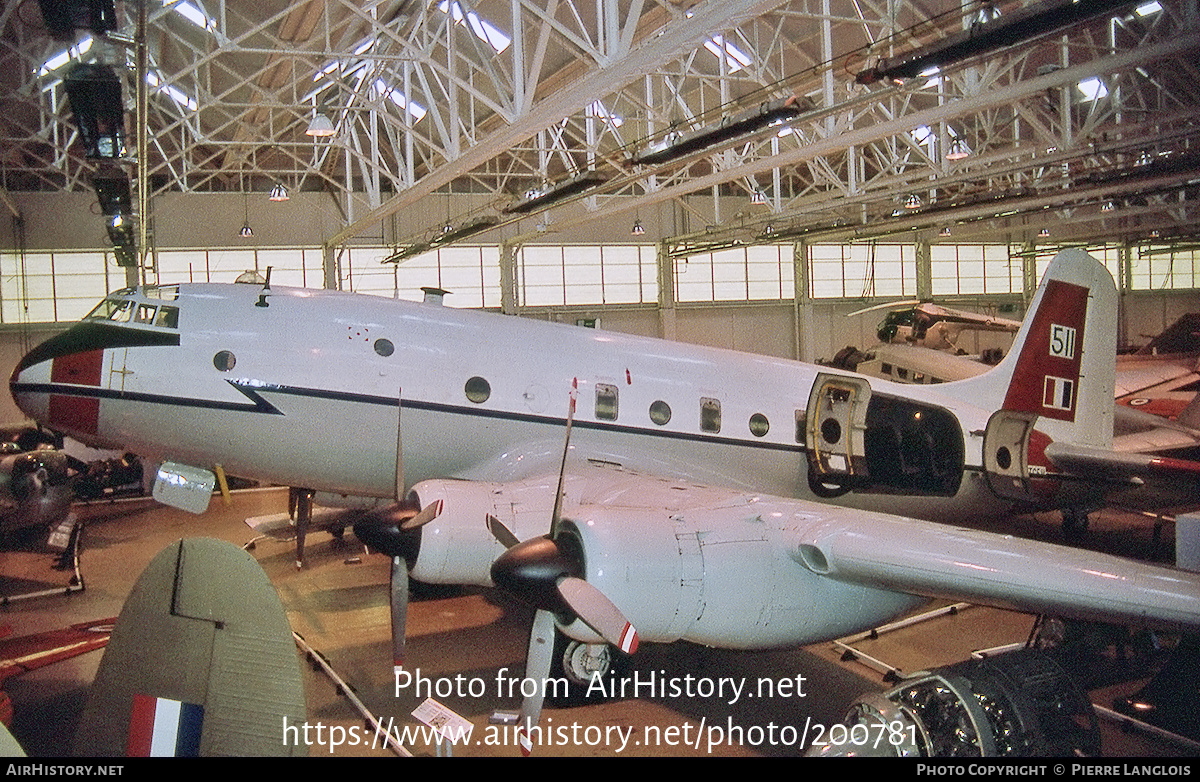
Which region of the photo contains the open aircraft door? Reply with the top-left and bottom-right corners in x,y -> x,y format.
982,409 -> 1041,501
805,373 -> 871,496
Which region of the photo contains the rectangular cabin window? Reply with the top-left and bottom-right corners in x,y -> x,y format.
700,397 -> 721,433
134,304 -> 157,324
595,384 -> 618,421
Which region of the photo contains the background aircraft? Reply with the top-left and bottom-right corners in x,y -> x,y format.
841,317 -> 1200,456
0,442 -> 79,548
851,300 -> 1022,350
0,617 -> 112,727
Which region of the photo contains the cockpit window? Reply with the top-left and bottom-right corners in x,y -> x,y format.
87,301 -> 130,321
108,301 -> 133,323
155,306 -> 179,328
142,285 -> 180,301
84,297 -> 178,329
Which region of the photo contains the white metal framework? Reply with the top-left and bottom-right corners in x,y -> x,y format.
1,0 -> 1197,256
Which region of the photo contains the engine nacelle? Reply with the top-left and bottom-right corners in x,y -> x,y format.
404,476 -> 560,587
558,501 -> 923,649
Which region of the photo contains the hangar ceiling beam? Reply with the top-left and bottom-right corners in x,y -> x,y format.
326,0 -> 790,247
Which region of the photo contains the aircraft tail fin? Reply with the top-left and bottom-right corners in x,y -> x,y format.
949,249 -> 1118,450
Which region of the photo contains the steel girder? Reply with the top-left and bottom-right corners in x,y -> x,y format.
0,0 -> 1196,249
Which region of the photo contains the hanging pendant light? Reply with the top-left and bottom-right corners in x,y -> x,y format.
269,183 -> 289,201
306,111 -> 336,137
239,192 -> 254,237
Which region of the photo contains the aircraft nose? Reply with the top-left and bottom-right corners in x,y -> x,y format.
9,326 -> 108,440
10,347 -> 53,425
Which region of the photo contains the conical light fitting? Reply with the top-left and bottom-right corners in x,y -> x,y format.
306,112 -> 336,137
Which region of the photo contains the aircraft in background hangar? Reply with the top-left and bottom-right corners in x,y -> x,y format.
9,249 -> 1200,754
839,309 -> 1200,535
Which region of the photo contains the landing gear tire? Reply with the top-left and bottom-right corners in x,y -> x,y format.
548,629 -> 631,707
1062,508 -> 1090,537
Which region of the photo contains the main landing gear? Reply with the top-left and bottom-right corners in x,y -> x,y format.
1061,507 -> 1090,537
549,629 -> 632,707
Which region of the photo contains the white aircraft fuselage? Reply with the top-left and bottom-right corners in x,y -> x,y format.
17,250 -> 1197,656
8,280 -> 1094,525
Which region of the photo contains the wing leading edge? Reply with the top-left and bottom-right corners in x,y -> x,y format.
427,464 -> 1200,649
789,505 -> 1200,632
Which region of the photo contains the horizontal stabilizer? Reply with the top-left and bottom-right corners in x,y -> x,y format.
1177,390 -> 1200,431
1045,441 -> 1200,485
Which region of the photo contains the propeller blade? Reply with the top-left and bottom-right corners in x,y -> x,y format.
556,577 -> 638,654
847,298 -> 920,317
550,378 -> 578,535
395,387 -> 405,501
486,514 -> 520,548
516,609 -> 556,756
390,556 -> 408,675
399,498 -> 443,531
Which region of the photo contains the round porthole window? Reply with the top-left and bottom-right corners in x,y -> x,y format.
749,413 -> 770,437
821,418 -> 842,445
374,338 -> 395,357
465,376 -> 491,404
213,350 -> 236,371
649,400 -> 672,426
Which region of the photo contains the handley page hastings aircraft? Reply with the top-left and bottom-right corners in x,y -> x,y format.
9,249 -> 1200,749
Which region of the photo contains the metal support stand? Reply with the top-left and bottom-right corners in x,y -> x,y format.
832,602 -> 973,681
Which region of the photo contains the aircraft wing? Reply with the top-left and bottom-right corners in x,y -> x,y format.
412,463 -> 1200,651
788,507 -> 1200,632
0,618 -> 114,686
0,618 -> 114,726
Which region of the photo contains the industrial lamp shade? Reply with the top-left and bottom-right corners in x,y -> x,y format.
269,183 -> 289,201
306,112 -> 336,137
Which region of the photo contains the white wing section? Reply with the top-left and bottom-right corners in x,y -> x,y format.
791,508 -> 1200,632
387,462 -> 1200,650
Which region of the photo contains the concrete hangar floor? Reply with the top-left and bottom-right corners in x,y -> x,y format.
0,486 -> 1195,758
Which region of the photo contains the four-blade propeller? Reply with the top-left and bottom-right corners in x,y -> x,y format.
486,379 -> 639,754
308,380 -> 637,756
